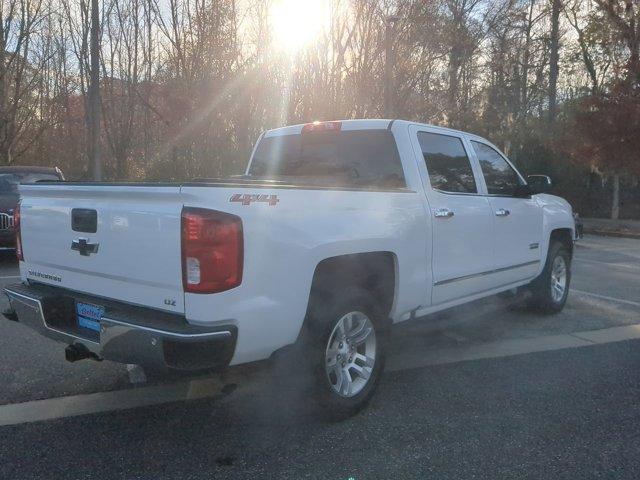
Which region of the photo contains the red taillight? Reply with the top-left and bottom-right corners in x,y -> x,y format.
15,202 -> 23,261
301,121 -> 342,133
181,208 -> 243,294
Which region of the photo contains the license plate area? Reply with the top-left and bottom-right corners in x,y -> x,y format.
37,296 -> 102,343
76,302 -> 104,342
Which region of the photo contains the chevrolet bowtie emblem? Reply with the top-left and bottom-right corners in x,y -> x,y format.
71,238 -> 99,256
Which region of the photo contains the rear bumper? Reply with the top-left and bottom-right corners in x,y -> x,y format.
4,282 -> 237,372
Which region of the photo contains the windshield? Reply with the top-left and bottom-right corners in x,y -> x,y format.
248,130 -> 406,189
0,172 -> 61,193
10,172 -> 60,183
0,174 -> 19,193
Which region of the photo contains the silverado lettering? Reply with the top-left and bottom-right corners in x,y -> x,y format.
27,270 -> 62,283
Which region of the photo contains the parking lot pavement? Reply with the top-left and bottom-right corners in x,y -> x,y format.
571,235 -> 640,304
0,234 -> 639,478
3,338 -> 640,479
0,234 -> 639,407
0,253 -> 130,405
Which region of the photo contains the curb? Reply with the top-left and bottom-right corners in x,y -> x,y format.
583,228 -> 640,239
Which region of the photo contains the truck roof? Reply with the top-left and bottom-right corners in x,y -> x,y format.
0,165 -> 63,176
263,119 -> 476,139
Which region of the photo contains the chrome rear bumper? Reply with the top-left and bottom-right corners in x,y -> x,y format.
4,282 -> 236,371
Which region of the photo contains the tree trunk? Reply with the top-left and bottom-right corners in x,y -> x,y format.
629,41 -> 640,87
384,19 -> 396,118
87,0 -> 102,180
628,3 -> 639,86
548,0 -> 561,123
0,11 -> 9,165
448,42 -> 462,127
611,173 -> 620,220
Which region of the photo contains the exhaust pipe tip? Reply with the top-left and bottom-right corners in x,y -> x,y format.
65,343 -> 102,363
65,344 -> 84,362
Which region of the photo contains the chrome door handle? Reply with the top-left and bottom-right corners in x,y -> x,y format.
434,208 -> 454,218
495,208 -> 510,217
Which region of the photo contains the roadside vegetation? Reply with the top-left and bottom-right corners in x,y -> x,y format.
0,0 -> 638,218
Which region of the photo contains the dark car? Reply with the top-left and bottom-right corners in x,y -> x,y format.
0,166 -> 65,250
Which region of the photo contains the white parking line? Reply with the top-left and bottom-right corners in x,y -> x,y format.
572,289 -> 640,308
386,332 -> 594,372
0,377 -> 226,427
575,258 -> 640,270
3,323 -> 640,426
387,324 -> 640,372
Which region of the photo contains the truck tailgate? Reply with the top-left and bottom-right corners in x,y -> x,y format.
18,184 -> 185,313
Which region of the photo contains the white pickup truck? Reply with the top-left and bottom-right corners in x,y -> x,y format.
4,119 -> 574,415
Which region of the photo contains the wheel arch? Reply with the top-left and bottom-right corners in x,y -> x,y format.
549,228 -> 574,258
301,251 -> 398,336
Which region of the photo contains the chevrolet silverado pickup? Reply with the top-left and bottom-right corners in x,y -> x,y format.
4,119 -> 574,415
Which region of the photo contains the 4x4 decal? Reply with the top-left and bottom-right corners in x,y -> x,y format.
230,193 -> 279,206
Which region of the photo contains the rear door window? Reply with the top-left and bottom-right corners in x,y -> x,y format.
249,130 -> 406,189
417,132 -> 477,194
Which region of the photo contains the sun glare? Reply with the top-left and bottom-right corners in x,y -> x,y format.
270,0 -> 331,54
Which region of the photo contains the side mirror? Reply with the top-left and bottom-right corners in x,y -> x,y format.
527,175 -> 552,195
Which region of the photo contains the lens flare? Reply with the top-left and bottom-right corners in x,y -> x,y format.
270,0 -> 331,54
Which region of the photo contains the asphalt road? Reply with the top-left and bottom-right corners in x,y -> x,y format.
0,235 -> 639,479
4,340 -> 640,479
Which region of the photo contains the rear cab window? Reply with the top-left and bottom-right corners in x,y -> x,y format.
248,128 -> 406,189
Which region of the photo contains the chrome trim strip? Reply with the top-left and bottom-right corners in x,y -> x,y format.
434,278 -> 536,305
5,289 -> 41,306
430,188 -> 533,199
431,188 -> 479,197
4,287 -> 232,342
5,288 -> 100,345
434,260 -> 540,286
100,316 -> 232,340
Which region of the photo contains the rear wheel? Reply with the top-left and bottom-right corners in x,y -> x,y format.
528,240 -> 571,313
324,310 -> 377,398
302,287 -> 389,418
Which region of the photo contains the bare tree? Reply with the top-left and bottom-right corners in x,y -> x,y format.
594,0 -> 640,85
0,0 -> 48,164
548,0 -> 562,122
88,0 -> 101,179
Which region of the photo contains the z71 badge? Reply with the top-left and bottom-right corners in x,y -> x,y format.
230,193 -> 279,206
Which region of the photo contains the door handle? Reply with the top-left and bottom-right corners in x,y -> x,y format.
495,208 -> 510,217
434,208 -> 454,218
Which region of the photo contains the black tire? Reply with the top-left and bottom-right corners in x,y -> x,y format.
528,240 -> 571,314
299,286 -> 390,419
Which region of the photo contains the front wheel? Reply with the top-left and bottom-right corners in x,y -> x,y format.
302,287 -> 389,418
528,240 -> 571,313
